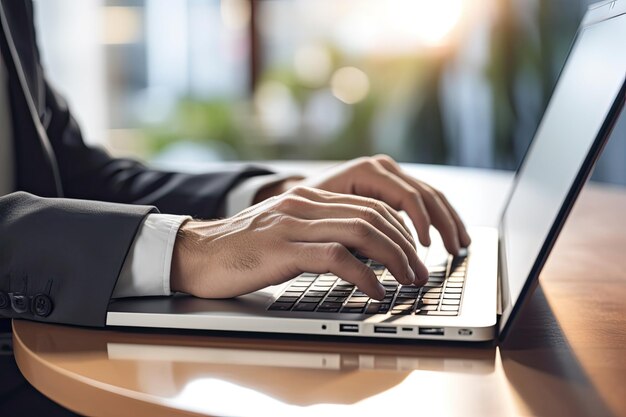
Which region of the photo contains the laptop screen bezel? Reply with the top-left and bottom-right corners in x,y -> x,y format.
497,3 -> 626,341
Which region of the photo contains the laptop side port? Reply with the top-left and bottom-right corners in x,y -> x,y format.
418,327 -> 445,336
339,323 -> 359,333
374,326 -> 397,334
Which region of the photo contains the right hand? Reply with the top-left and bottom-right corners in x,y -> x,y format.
170,186 -> 428,300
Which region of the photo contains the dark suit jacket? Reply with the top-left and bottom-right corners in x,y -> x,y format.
0,0 -> 272,327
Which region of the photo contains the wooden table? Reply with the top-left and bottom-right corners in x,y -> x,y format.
11,165 -> 626,417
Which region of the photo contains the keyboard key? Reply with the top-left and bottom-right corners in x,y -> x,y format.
419,304 -> 438,311
391,309 -> 412,315
420,298 -> 441,305
317,306 -> 341,312
324,296 -> 347,303
442,299 -> 460,305
399,286 -> 420,294
319,301 -> 342,309
268,302 -> 293,311
310,285 -> 333,291
443,293 -> 462,299
290,282 -> 310,288
378,304 -> 391,313
300,296 -> 323,303
293,303 -> 317,311
422,292 -> 441,299
447,277 -> 465,283
365,303 -> 381,314
345,302 -> 367,308
394,299 -> 415,306
277,296 -> 299,303
444,288 -> 463,294
342,307 -> 365,313
283,291 -> 304,297
329,290 -> 352,297
306,291 -> 328,297
348,296 -> 370,303
446,282 -> 464,288
441,305 -> 459,311
423,287 -> 442,294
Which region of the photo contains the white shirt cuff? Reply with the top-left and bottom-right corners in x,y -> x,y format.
112,213 -> 190,298
225,173 -> 301,217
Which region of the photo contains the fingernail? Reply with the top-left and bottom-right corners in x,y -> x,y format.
407,268 -> 416,284
417,263 -> 429,285
376,283 -> 386,300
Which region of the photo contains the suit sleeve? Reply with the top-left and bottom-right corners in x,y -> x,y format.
0,191 -> 156,327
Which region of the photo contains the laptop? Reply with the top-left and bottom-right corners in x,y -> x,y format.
107,0 -> 626,342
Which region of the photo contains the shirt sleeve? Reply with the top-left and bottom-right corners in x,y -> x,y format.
112,213 -> 190,298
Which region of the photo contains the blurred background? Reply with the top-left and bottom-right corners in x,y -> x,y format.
34,0 -> 625,183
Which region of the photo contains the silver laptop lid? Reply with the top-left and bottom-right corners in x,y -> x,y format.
498,1 -> 626,338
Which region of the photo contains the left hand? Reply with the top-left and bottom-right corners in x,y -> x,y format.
255,154 -> 471,255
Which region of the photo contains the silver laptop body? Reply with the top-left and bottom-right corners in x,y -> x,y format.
107,1 -> 626,342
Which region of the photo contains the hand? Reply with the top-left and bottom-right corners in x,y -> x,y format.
256,155 -> 471,255
170,186 -> 428,300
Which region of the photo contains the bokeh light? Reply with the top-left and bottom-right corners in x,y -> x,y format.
331,67 -> 370,104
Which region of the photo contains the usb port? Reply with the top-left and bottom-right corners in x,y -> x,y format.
418,327 -> 444,336
374,326 -> 397,334
339,323 -> 359,333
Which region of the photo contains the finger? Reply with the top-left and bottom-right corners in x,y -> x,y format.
292,242 -> 385,300
374,157 -> 463,254
278,194 -> 416,252
351,167 -> 433,248
290,218 -> 428,285
418,181 -> 472,247
291,187 -> 415,246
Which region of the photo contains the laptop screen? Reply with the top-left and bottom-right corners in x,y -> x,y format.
499,11 -> 626,332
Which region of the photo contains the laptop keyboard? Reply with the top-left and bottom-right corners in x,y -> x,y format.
268,250 -> 468,316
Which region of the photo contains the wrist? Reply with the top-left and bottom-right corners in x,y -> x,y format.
170,220 -> 197,294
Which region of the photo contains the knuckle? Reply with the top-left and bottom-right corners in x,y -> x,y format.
276,195 -> 305,211
324,243 -> 347,263
350,218 -> 371,237
373,154 -> 394,164
276,214 -> 297,228
360,206 -> 379,224
355,157 -> 377,170
364,197 -> 384,213
290,185 -> 311,196
407,189 -> 422,202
